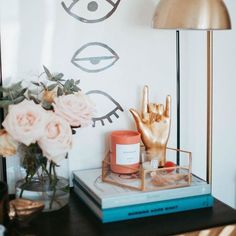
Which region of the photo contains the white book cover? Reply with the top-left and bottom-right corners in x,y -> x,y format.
73,168 -> 211,209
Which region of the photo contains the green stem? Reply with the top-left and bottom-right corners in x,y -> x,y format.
49,162 -> 53,182
57,81 -> 64,87
41,162 -> 51,180
53,163 -> 57,180
19,172 -> 35,198
49,163 -> 58,209
19,173 -> 29,198
9,90 -> 14,103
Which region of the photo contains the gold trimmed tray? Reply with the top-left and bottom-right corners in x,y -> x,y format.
102,147 -> 192,192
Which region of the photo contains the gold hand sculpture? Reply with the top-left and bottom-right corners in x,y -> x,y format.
130,85 -> 171,166
9,199 -> 44,223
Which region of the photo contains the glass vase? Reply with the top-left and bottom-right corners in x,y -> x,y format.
15,144 -> 70,212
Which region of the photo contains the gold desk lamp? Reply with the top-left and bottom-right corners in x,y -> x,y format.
152,0 -> 231,184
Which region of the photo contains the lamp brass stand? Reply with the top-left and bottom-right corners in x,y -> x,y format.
207,31 -> 213,184
152,0 -> 231,185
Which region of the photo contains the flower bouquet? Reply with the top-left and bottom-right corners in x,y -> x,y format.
0,66 -> 95,211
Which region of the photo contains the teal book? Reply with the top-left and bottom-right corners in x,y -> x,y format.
74,182 -> 214,223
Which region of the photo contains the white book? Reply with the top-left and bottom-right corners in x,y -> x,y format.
73,168 -> 211,209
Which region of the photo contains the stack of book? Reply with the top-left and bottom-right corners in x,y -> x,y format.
73,168 -> 213,223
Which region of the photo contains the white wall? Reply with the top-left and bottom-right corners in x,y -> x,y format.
180,0 -> 236,208
212,0 -> 236,208
0,0 -> 235,208
0,0 -> 176,192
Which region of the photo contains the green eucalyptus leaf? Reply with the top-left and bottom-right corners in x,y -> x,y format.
50,73 -> 65,82
11,88 -> 28,99
50,77 -> 59,82
18,88 -> 28,96
43,65 -> 53,80
0,82 -> 22,94
54,73 -> 64,81
64,80 -> 72,88
12,96 -> 25,104
10,91 -> 19,100
0,87 -> 10,93
0,95 -> 25,107
63,81 -> 71,91
42,101 -> 53,110
11,81 -> 22,91
28,89 -> 39,96
47,83 -> 58,91
65,90 -> 73,95
31,82 -> 40,86
0,99 -> 13,107
40,82 -> 47,90
57,87 -> 63,96
29,95 -> 40,104
2,95 -> 11,100
72,86 -> 80,92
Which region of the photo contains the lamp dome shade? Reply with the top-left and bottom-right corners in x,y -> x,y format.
153,0 -> 231,30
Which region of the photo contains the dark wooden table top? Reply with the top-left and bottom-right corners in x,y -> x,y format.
7,190 -> 236,236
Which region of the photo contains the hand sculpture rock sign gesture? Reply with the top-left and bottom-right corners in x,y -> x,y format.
130,86 -> 171,166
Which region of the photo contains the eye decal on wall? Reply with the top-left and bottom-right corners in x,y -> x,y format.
61,0 -> 121,23
86,90 -> 124,127
71,42 -> 119,73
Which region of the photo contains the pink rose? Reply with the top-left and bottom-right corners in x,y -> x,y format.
0,129 -> 18,156
53,92 -> 95,127
2,100 -> 48,146
38,113 -> 72,163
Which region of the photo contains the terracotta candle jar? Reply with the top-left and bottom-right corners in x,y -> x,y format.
110,130 -> 140,174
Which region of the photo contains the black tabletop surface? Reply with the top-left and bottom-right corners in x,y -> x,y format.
7,190 -> 236,236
